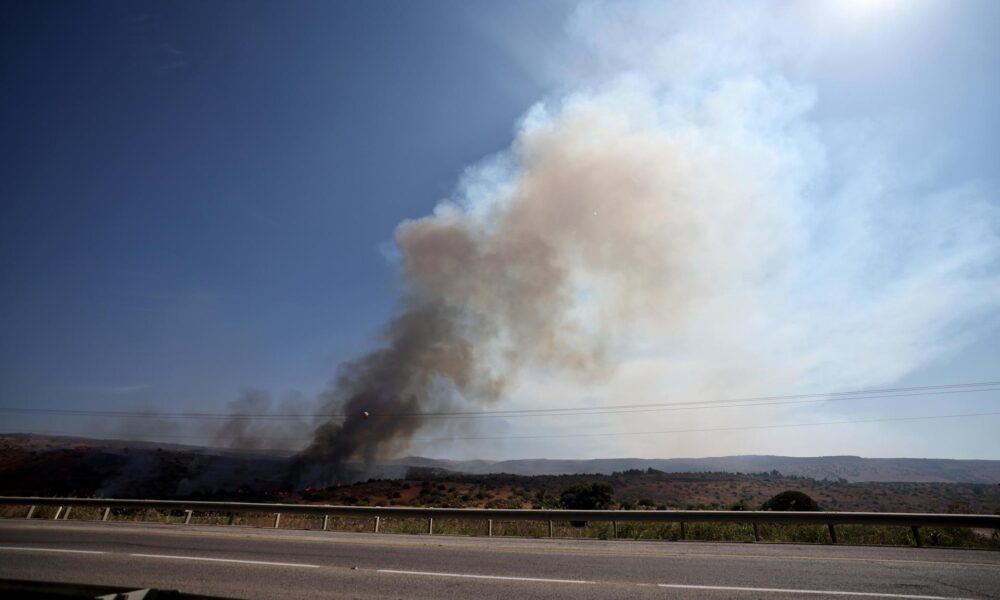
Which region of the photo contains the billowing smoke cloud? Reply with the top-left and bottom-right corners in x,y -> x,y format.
270,1 -> 1000,476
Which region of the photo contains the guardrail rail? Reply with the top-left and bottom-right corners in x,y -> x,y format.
2,496 -> 997,547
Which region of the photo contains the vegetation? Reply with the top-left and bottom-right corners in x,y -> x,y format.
2,437 -> 997,549
761,490 -> 820,511
3,438 -> 997,516
284,468 -> 999,517
559,482 -> 614,510
3,502 -> 995,549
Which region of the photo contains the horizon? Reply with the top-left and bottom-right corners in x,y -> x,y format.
6,431 -> 1000,465
7,431 -> 1000,488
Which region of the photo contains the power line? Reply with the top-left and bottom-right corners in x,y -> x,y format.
15,410 -> 1000,445
0,381 -> 997,420
408,411 -> 1000,441
411,388 -> 995,419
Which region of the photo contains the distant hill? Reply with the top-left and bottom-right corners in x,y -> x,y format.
4,434 -> 998,513
3,434 -> 998,487
388,455 -> 1000,483
0,434 -> 291,498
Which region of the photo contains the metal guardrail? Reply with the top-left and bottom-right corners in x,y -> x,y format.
2,496 -> 997,546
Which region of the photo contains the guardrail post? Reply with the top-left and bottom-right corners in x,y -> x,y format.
3,500 -> 994,548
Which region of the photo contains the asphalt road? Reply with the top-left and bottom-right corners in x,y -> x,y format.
0,520 -> 997,599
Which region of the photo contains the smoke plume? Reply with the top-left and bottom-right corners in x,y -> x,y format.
279,1 -> 999,476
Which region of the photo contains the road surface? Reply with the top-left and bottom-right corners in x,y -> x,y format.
0,519 -> 997,599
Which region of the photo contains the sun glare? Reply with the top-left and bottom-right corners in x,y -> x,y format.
833,0 -> 903,18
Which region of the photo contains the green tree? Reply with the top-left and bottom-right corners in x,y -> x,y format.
534,489 -> 560,509
559,482 -> 614,510
761,490 -> 820,511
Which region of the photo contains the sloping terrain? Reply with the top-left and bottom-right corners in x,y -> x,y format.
1,435 -> 998,514
398,455 -> 1000,483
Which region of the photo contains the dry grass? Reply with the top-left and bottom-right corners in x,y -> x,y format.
4,504 -> 996,549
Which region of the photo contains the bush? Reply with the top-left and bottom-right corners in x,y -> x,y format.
485,498 -> 523,509
761,490 -> 820,511
559,482 -> 614,510
560,482 -> 614,528
728,499 -> 752,511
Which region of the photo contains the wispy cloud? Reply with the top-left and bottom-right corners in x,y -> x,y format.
157,42 -> 186,70
113,289 -> 224,314
57,384 -> 151,395
123,12 -> 188,71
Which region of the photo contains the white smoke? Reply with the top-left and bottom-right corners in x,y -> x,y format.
398,0 -> 1000,459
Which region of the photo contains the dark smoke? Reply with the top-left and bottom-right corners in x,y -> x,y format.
212,389 -> 312,453
287,193 -> 612,484
291,305 -> 487,483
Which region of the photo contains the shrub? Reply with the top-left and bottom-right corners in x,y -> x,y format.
761,490 -> 820,511
559,482 -> 614,510
560,482 -> 613,527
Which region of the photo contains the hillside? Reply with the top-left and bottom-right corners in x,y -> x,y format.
1,435 -> 998,514
391,455 -> 1000,483
299,468 -> 1000,515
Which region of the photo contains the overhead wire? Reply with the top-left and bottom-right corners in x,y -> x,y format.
0,380 -> 997,421
17,410 -> 1000,444
410,411 -> 1000,441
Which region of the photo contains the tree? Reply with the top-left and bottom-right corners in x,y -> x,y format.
559,482 -> 614,510
761,490 -> 820,511
534,489 -> 560,509
560,482 -> 614,528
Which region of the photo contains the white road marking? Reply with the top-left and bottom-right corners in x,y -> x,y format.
657,583 -> 974,600
0,541 -> 981,600
0,545 -> 318,568
377,568 -> 595,585
0,545 -> 106,555
128,553 -> 320,568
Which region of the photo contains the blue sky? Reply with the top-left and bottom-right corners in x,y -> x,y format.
1,1 -> 555,400
1,0 -> 998,460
